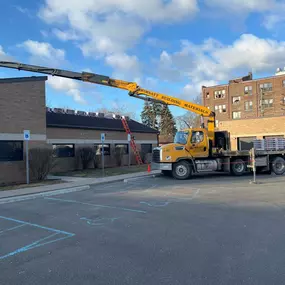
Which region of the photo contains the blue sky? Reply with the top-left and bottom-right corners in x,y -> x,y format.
1,0 -> 285,121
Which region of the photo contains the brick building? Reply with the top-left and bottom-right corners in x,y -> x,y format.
202,71 -> 285,150
0,76 -> 158,185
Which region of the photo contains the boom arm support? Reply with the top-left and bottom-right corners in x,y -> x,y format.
0,61 -> 216,144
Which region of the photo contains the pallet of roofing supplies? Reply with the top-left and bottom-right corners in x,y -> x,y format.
253,138 -> 285,151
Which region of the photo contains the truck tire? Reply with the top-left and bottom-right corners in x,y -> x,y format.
231,158 -> 246,176
172,161 -> 192,180
271,157 -> 285,175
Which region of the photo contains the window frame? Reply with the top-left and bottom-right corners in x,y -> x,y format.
52,144 -> 75,158
232,111 -> 241,120
244,101 -> 253,111
0,141 -> 23,162
141,144 -> 153,154
214,89 -> 226,99
94,143 -> 111,156
260,82 -> 273,92
244,85 -> 252,95
115,143 -> 129,155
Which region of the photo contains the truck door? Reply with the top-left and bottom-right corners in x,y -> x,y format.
189,130 -> 208,158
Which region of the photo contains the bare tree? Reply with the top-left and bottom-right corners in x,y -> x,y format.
175,95 -> 203,130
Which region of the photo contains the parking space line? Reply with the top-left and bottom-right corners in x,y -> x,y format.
0,224 -> 26,235
0,216 -> 75,260
0,216 -> 74,236
44,197 -> 147,214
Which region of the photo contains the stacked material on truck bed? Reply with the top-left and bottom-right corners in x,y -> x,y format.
253,138 -> 285,151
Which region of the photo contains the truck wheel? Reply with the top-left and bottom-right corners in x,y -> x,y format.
172,161 -> 192,180
231,159 -> 246,176
271,157 -> 285,175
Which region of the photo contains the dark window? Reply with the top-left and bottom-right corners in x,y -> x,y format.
94,144 -> 111,155
53,144 -> 74,158
115,144 -> 129,154
141,144 -> 152,154
238,137 -> 256,151
0,141 -> 23,161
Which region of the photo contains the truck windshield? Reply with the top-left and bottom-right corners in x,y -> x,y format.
174,131 -> 189,145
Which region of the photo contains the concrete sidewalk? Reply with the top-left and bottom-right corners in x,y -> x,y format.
0,170 -> 161,200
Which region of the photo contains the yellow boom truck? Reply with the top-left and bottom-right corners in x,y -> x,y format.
0,61 -> 285,180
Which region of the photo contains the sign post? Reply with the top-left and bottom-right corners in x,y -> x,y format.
101,133 -> 105,176
128,134 -> 131,167
24,130 -> 30,184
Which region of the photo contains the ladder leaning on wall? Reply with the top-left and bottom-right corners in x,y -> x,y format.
121,116 -> 143,165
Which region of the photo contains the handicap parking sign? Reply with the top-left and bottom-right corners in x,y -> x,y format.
24,130 -> 30,141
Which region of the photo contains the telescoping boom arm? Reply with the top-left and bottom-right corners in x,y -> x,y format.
0,61 -> 216,144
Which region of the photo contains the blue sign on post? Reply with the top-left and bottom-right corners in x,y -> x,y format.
24,130 -> 30,141
23,130 -> 30,184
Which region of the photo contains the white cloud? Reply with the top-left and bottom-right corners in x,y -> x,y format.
38,0 -> 198,75
18,40 -> 65,66
105,53 -> 140,75
0,45 -> 10,60
47,76 -> 86,104
52,28 -> 81,42
205,0 -> 285,30
156,34 -> 285,100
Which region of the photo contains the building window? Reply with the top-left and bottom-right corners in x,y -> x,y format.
215,120 -> 219,127
141,144 -> 152,154
232,111 -> 241,120
245,101 -> 253,111
244,86 -> 252,95
260,99 -> 273,108
214,90 -> 226,99
53,144 -> 74,158
232,96 -> 241,104
115,144 -> 129,154
94,144 -> 111,155
260,82 -> 272,92
283,80 -> 285,87
0,141 -> 23,161
214,105 -> 227,113
205,92 -> 210,99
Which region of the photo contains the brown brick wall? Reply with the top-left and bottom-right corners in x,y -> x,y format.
0,79 -> 47,134
202,74 -> 285,123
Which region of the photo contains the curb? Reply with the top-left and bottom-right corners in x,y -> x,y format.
123,173 -> 161,183
0,185 -> 90,204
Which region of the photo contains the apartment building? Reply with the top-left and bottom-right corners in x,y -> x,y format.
202,70 -> 285,150
0,76 -> 158,185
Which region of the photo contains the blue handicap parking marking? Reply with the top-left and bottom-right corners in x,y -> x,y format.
0,216 -> 75,260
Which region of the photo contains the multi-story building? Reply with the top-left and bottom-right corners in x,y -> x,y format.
202,70 -> 285,151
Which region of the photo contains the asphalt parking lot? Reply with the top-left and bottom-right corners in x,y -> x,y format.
1,173 -> 285,285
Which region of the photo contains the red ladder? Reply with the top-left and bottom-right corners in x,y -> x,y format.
121,117 -> 143,165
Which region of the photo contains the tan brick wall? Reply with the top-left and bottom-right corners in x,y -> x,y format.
218,116 -> 285,150
0,79 -> 47,134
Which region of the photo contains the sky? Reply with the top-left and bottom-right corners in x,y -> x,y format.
1,0 -> 285,121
